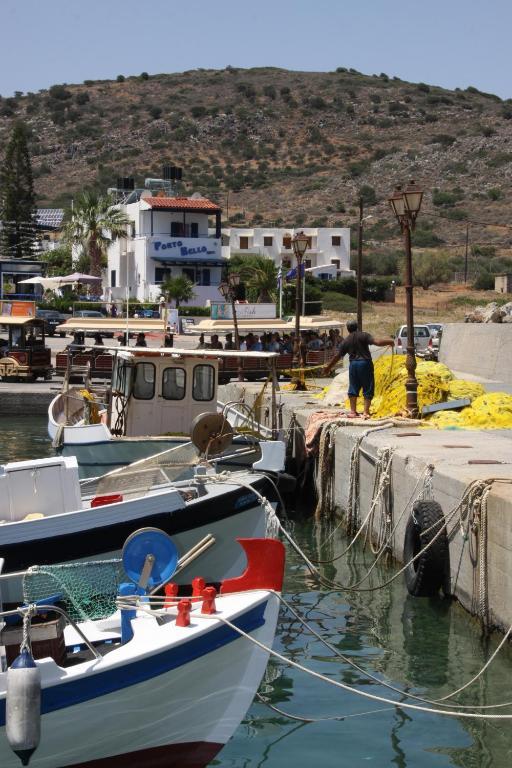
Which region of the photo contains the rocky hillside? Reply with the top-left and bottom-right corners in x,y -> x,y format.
1,66 -> 512,256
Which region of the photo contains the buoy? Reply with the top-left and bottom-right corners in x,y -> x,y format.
6,650 -> 41,766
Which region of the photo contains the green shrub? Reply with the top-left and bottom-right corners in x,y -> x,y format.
487,187 -> 503,201
429,134 -> 456,147
309,96 -> 327,109
321,291 -> 357,312
75,92 -> 90,105
140,72 -> 149,80
417,82 -> 430,93
148,105 -> 162,120
48,84 -> 72,101
486,152 -> 512,168
432,188 -> 464,207
317,276 -> 393,302
190,105 -> 207,118
116,75 -> 125,82
473,272 -> 494,290
443,208 -> 468,220
348,159 -> 370,178
358,184 -> 377,205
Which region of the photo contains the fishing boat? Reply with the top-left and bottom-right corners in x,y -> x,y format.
48,346 -> 280,478
0,435 -> 284,603
0,534 -> 285,768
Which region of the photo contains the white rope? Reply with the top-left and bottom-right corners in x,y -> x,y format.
121,597 -> 512,720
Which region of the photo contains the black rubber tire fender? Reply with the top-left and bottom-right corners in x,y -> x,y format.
404,499 -> 448,597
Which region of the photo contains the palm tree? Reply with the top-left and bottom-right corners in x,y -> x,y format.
231,255 -> 277,303
161,274 -> 196,307
65,191 -> 130,294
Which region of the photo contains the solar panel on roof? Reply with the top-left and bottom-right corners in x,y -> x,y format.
35,209 -> 65,229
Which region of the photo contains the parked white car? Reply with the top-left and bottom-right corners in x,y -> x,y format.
394,324 -> 433,355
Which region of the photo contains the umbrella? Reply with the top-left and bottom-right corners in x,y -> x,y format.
59,273 -> 103,285
18,276 -> 63,291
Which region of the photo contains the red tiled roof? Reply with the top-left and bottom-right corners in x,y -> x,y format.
143,196 -> 221,212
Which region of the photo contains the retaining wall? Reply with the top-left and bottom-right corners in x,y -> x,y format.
219,381 -> 512,631
440,323 -> 512,384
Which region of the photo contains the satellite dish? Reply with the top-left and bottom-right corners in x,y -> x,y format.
122,527 -> 178,590
190,412 -> 234,456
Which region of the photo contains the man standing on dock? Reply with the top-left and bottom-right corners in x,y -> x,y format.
323,320 -> 394,418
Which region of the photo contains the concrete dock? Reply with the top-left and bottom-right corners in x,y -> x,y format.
220,374 -> 512,632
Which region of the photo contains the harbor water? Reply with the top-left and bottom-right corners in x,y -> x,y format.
1,421 -> 512,766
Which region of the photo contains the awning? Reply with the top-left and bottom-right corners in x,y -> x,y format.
190,315 -> 343,335
0,316 -> 44,326
153,258 -> 226,266
56,318 -> 166,333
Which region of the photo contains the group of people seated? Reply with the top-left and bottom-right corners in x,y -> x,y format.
196,328 -> 342,354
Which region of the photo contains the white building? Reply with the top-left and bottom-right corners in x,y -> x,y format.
223,227 -> 353,279
105,188 -> 353,305
106,193 -> 224,305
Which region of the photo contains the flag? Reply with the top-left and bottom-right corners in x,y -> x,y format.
285,264 -> 305,281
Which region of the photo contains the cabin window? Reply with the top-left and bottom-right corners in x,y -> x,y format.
190,222 -> 199,237
192,364 -> 215,401
110,269 -> 116,288
112,360 -> 134,398
331,236 -> 341,246
239,236 -> 249,250
282,236 -> 292,249
162,367 -> 186,400
263,236 -> 273,246
133,362 -> 155,400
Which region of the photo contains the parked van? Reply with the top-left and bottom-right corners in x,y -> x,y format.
394,325 -> 432,355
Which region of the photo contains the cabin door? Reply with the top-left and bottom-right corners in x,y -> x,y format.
157,364 -> 189,435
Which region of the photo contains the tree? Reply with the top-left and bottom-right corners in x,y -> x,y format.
0,121 -> 37,259
229,254 -> 277,303
64,191 -> 130,294
42,244 -> 72,276
407,251 -> 451,289
160,275 -> 196,307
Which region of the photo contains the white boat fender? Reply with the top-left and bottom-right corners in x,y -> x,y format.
6,649 -> 41,766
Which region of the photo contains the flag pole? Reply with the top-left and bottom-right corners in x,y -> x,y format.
279,267 -> 283,318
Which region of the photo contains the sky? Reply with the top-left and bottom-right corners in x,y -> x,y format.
1,0 -> 511,99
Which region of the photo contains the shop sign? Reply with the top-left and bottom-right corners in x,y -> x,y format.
0,300 -> 36,317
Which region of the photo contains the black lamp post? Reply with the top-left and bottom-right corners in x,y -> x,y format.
388,180 -> 423,418
219,272 -> 243,381
291,231 -> 309,371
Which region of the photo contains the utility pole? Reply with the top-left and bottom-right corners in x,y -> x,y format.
463,224 -> 469,284
357,196 -> 363,330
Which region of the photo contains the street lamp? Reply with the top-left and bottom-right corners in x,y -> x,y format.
388,180 -> 424,418
219,271 -> 243,381
291,231 -> 309,372
356,197 -> 373,330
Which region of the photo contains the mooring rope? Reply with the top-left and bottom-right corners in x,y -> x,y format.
121,595 -> 512,721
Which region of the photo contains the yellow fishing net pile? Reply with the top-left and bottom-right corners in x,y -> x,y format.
339,354 -> 512,429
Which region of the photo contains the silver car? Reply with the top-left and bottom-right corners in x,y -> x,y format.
394,325 -> 432,355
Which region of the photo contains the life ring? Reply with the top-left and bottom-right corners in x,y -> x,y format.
404,500 -> 449,597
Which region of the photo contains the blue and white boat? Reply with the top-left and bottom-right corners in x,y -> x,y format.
0,536 -> 285,768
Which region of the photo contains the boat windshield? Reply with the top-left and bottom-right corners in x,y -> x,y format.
112,358 -> 134,398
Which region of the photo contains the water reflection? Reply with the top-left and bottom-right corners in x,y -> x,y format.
0,416 -> 52,463
219,518 -> 512,767
2,422 -> 512,767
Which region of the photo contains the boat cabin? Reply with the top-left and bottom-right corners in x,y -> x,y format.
0,316 -> 51,380
111,349 -> 219,436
